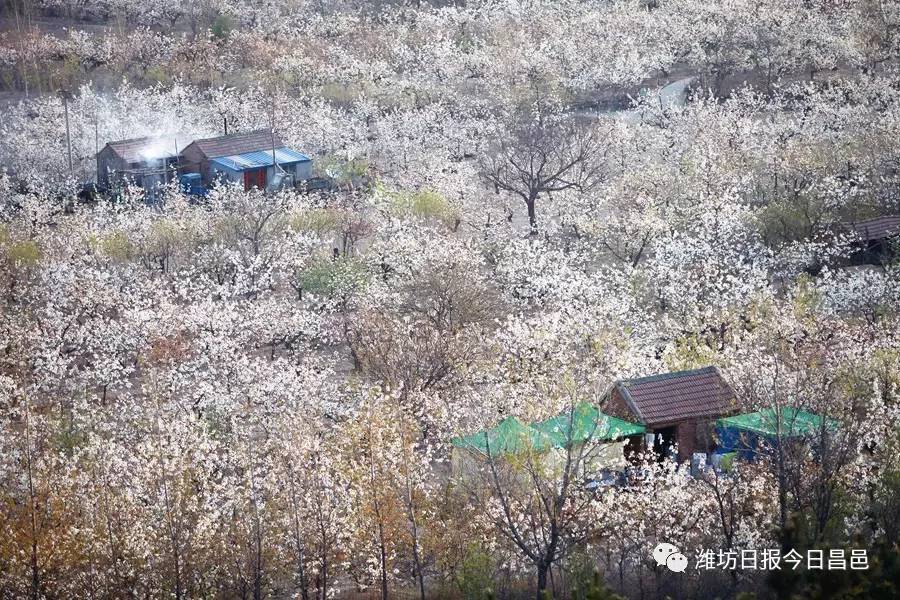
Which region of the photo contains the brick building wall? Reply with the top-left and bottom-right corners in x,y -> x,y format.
602,386 -> 632,422
675,421 -> 696,461
604,384 -> 712,463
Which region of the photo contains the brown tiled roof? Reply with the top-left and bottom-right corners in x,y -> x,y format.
615,366 -> 738,427
104,136 -> 181,163
851,215 -> 900,242
187,130 -> 282,159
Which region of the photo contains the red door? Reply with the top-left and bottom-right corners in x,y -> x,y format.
243,168 -> 266,190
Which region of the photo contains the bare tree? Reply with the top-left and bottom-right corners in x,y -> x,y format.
461,396 -> 612,599
346,263 -> 498,398
736,330 -> 870,549
481,114 -> 607,233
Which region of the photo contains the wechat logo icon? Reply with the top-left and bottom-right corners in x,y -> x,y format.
653,542 -> 688,573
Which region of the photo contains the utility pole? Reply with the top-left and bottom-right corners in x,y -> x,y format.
59,89 -> 74,179
173,138 -> 179,185
270,90 -> 278,167
270,87 -> 283,190
94,103 -> 99,186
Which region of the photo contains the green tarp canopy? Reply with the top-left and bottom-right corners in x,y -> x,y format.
532,402 -> 646,446
452,404 -> 645,456
716,407 -> 837,438
451,416 -> 554,456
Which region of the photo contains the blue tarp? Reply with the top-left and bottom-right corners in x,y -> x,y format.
210,147 -> 311,172
715,408 -> 837,461
715,426 -> 774,461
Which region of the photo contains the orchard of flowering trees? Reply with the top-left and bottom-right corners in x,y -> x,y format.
1,1 -> 900,599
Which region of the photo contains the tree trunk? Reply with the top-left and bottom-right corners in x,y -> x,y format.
172,542 -> 182,600
379,529 -> 389,600
298,552 -> 309,600
536,561 -> 549,599
401,444 -> 426,600
319,553 -> 328,600
526,196 -> 538,234
253,497 -> 264,600
30,537 -> 39,600
25,411 -> 41,600
776,447 -> 789,548
288,472 -> 310,600
409,511 -> 426,600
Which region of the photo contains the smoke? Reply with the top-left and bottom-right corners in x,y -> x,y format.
138,138 -> 179,162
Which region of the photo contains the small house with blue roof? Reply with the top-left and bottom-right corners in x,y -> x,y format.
181,130 -> 312,191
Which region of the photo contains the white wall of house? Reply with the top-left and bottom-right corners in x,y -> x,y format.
294,160 -> 313,180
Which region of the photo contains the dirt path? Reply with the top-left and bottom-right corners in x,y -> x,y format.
0,15 -> 116,35
571,75 -> 696,123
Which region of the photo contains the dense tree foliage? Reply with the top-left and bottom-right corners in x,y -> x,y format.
1,1 -> 899,599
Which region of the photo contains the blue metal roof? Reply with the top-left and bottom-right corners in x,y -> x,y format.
209,147 -> 311,171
